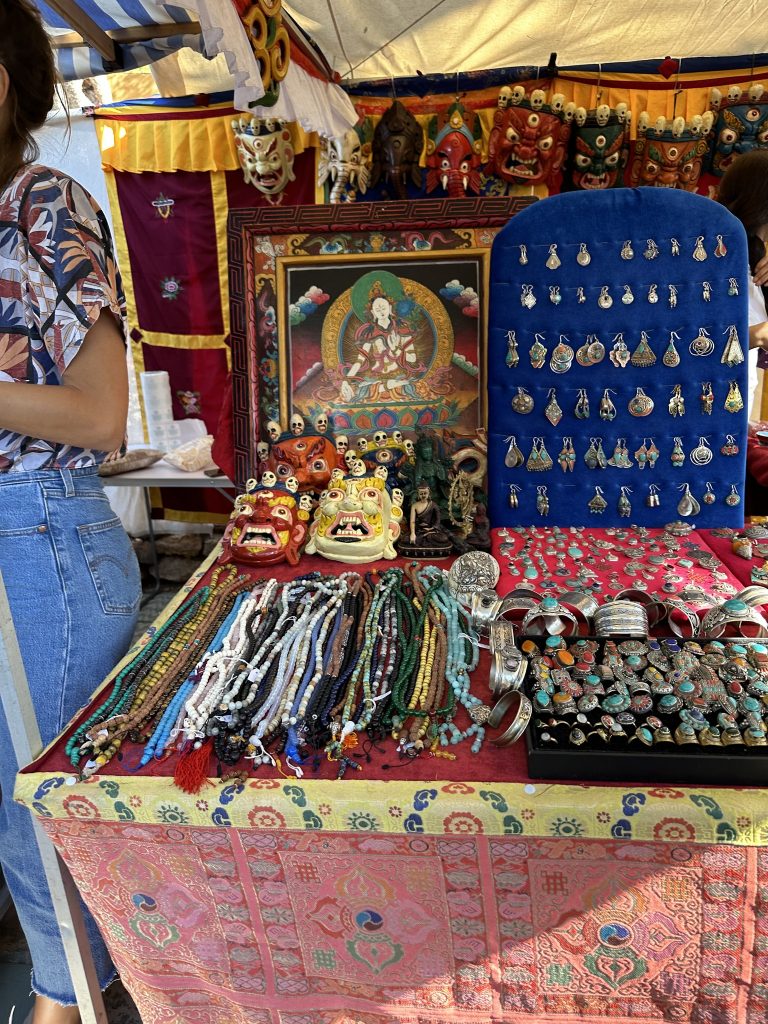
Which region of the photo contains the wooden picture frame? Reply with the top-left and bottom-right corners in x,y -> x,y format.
228,198 -> 535,488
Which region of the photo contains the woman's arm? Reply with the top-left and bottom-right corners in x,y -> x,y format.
0,309 -> 128,451
749,321 -> 768,351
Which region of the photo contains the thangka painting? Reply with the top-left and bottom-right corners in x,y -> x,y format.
282,256 -> 483,433
228,198 -> 535,487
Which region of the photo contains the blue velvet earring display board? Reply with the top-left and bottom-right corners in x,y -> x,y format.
487,189 -> 749,528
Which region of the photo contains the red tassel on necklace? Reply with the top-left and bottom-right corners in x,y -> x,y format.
173,739 -> 213,794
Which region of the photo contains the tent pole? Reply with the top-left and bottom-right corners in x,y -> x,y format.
43,0 -> 116,63
0,572 -> 107,1024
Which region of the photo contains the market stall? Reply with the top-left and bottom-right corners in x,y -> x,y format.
14,188 -> 768,1023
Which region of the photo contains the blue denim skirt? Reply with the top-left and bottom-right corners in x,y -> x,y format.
0,467 -> 140,1003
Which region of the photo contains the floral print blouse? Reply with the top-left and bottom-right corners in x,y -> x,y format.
0,165 -> 126,473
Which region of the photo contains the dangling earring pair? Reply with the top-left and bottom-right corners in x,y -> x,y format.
584,437 -> 607,470
558,437 -> 576,473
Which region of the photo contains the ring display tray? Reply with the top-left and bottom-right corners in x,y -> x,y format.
519,634 -> 768,785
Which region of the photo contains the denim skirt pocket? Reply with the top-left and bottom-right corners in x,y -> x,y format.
77,516 -> 141,616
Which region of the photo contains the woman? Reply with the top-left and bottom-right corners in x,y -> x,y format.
0,3 -> 141,1022
718,148 -> 768,417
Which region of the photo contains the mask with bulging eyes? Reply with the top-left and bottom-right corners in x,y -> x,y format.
305,474 -> 401,563
220,484 -> 308,567
266,433 -> 338,493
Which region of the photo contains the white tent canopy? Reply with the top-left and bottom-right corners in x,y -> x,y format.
284,0 -> 768,81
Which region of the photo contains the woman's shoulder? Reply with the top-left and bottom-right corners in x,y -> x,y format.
6,165 -> 102,229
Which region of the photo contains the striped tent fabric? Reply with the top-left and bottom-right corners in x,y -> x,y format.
35,1 -> 205,80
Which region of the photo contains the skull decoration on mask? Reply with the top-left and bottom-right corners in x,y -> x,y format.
630,112 -> 713,190
318,126 -> 371,203
356,438 -> 369,452
708,84 -> 768,175
290,413 -> 305,436
336,434 -> 349,454
392,430 -> 404,446
486,87 -> 571,191
373,430 -> 389,447
220,481 -> 308,567
266,420 -> 281,443
256,441 -> 269,464
425,101 -> 483,197
267,432 -> 338,493
370,100 -> 424,200
567,104 -> 631,190
404,439 -> 415,457
261,471 -> 277,487
232,116 -> 296,198
315,413 -> 329,434
305,473 -> 403,563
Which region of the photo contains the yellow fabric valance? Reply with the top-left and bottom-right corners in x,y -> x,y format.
95,102 -> 316,174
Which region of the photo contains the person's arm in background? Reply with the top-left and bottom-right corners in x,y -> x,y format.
0,308 -> 128,450
750,248 -> 768,350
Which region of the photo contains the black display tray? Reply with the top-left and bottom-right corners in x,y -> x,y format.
519,635 -> 768,786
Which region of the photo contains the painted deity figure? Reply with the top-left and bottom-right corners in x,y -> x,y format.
340,277 -> 423,403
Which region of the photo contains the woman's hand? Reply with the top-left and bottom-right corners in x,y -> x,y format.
749,321 -> 768,351
754,250 -> 768,288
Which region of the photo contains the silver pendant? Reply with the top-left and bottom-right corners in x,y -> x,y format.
621,285 -> 634,305
670,237 -> 680,256
644,239 -> 660,260
647,283 -> 658,303
546,243 -> 561,270
577,286 -> 586,304
504,435 -> 524,468
689,328 -> 714,357
609,335 -> 630,368
511,387 -> 534,414
677,483 -> 701,517
628,387 -> 654,416
721,324 -> 744,367
597,286 -> 613,309
620,240 -> 634,260
690,437 -> 713,466
576,243 -> 591,266
668,285 -> 678,308
519,244 -> 528,265
521,284 -> 536,309
692,235 -> 707,261
702,281 -> 712,301
529,335 -> 547,368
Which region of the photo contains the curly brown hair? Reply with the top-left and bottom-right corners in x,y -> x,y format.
0,0 -> 57,189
